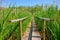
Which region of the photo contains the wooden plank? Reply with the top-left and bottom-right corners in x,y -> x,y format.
9,17 -> 27,22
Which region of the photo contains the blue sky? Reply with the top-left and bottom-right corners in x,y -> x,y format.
1,0 -> 60,8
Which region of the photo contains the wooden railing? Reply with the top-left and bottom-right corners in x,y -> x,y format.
9,17 -> 28,40
5,16 -> 53,40
36,17 -> 53,40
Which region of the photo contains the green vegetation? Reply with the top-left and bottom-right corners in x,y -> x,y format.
0,5 -> 32,40
0,4 -> 60,40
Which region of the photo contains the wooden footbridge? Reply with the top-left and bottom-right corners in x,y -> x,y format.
3,16 -> 53,40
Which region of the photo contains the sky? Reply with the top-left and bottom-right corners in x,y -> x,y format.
1,0 -> 60,8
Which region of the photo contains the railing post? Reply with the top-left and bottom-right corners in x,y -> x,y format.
42,20 -> 46,40
19,20 -> 22,40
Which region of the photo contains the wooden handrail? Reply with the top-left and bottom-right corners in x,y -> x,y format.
36,17 -> 53,21
9,17 -> 28,40
36,17 -> 53,40
9,17 -> 28,22
39,17 -> 53,21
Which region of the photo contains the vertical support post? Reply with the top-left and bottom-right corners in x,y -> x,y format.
42,20 -> 46,40
19,20 -> 22,40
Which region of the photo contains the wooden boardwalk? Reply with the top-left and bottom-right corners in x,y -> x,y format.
22,18 -> 41,40
31,19 -> 41,40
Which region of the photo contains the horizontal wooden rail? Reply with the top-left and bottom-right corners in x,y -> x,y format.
9,17 -> 28,22
36,17 -> 53,21
39,17 -> 53,21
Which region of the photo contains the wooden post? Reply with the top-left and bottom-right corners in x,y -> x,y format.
42,20 -> 46,40
19,20 -> 22,40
